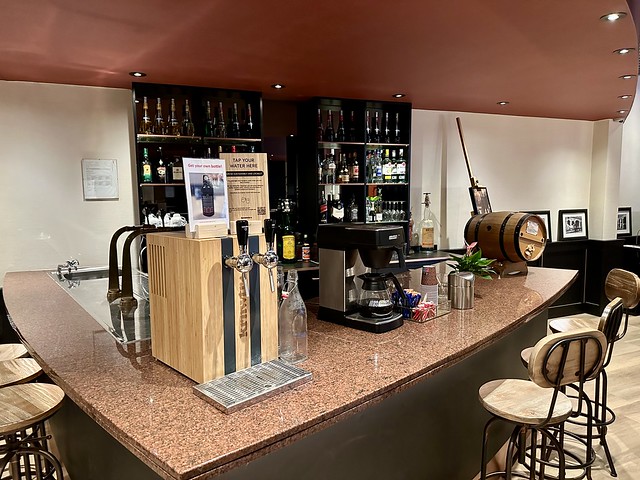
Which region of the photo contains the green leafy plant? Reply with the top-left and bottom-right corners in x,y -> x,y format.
448,242 -> 495,279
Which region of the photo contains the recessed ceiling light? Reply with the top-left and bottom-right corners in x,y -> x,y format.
392,93 -> 406,98
618,110 -> 628,114
619,94 -> 633,99
497,101 -> 509,106
128,71 -> 147,78
619,74 -> 636,80
613,48 -> 635,55
271,83 -> 285,89
600,12 -> 627,22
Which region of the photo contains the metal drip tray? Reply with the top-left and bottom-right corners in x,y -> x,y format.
193,360 -> 312,414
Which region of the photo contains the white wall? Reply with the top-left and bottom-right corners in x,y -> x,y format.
411,110 -> 596,248
620,81 -> 640,235
0,81 -> 136,286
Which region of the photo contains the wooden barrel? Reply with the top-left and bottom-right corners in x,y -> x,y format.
464,211 -> 547,263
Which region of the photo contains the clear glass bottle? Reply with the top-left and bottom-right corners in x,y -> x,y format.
169,98 -> 180,136
181,99 -> 195,136
278,269 -> 308,364
139,96 -> 152,134
153,97 -> 165,135
419,192 -> 438,251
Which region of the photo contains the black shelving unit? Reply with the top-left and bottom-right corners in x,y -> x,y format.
297,97 -> 412,240
131,82 -> 263,219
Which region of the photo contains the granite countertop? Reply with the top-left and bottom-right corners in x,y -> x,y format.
2,267 -> 576,480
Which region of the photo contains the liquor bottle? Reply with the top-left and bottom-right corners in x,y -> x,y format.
390,150 -> 399,183
336,110 -> 346,141
327,149 -> 336,184
348,110 -> 357,142
373,111 -> 381,143
139,97 -> 152,134
419,192 -> 437,251
280,202 -> 296,264
215,101 -> 226,138
348,194 -> 359,222
169,156 -> 184,183
329,192 -> 344,223
319,190 -> 328,224
141,148 -> 153,183
375,187 -> 383,222
316,108 -> 324,141
397,148 -> 407,183
169,99 -> 180,136
301,234 -> 311,262
278,269 -> 308,364
349,152 -> 359,182
374,150 -> 383,183
383,112 -> 390,143
394,112 -> 401,143
244,104 -> 255,137
201,175 -> 215,217
229,103 -> 241,138
153,98 -> 165,135
204,100 -> 214,137
317,153 -> 324,183
326,193 -> 333,220
181,99 -> 195,136
324,110 -> 335,141
156,147 -> 167,183
382,149 -> 392,183
338,154 -> 350,183
205,147 -> 212,159
365,110 -> 371,143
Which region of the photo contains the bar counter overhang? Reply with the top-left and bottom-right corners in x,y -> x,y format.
2,267 -> 577,480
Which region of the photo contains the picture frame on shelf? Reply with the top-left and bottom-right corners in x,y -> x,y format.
526,210 -> 552,242
617,207 -> 632,237
469,186 -> 492,215
558,209 -> 588,241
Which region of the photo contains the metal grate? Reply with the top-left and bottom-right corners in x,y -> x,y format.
193,360 -> 312,414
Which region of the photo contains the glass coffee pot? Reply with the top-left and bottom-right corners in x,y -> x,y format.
357,272 -> 405,319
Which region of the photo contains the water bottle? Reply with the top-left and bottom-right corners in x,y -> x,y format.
278,270 -> 308,363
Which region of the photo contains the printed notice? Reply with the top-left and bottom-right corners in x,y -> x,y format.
219,153 -> 270,223
81,158 -> 119,200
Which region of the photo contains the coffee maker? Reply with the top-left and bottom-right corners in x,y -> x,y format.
317,224 -> 407,333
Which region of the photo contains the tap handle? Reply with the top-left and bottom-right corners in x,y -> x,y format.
263,218 -> 276,246
236,220 -> 249,249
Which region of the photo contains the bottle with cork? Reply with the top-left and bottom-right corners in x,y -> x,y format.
418,192 -> 439,251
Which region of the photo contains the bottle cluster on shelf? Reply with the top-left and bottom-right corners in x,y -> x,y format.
318,149 -> 360,184
140,146 -> 184,184
366,148 -> 407,184
319,189 -> 358,224
365,187 -> 406,223
316,107 -> 403,144
365,110 -> 401,144
137,96 -> 258,139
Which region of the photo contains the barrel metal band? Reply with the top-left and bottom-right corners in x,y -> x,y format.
513,214 -> 529,262
499,212 -> 516,262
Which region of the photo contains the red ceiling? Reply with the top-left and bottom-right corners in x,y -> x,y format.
1,0 -> 638,120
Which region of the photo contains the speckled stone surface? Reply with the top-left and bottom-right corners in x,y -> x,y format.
3,268 -> 576,480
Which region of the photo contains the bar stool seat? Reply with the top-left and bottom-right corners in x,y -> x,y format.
0,359 -> 43,387
0,344 -> 29,362
549,316 -> 596,333
0,383 -> 65,479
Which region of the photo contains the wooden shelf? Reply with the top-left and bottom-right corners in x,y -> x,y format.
317,141 -> 365,148
140,183 -> 185,187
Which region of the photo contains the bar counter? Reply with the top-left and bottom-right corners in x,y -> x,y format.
3,267 -> 576,480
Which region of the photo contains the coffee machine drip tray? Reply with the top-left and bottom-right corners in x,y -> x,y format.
343,311 -> 403,333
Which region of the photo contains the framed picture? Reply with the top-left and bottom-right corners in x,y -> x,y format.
558,209 -> 588,241
469,186 -> 492,215
527,210 -> 552,242
617,207 -> 632,237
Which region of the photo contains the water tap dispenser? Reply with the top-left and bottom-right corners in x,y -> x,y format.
252,219 -> 279,292
224,220 -> 254,297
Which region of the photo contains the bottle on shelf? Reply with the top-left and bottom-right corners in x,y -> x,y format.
168,156 -> 184,183
215,101 -> 227,138
201,175 -> 215,217
316,108 -> 324,141
394,112 -> 401,143
317,153 -> 324,184
348,152 -> 359,182
382,149 -> 392,183
280,200 -> 297,264
278,269 -> 308,364
418,192 -> 438,251
397,148 -> 407,183
338,153 -> 350,183
139,96 -> 152,134
327,149 -> 336,184
372,111 -> 381,142
301,234 -> 311,262
365,110 -> 371,143
324,110 -> 335,142
319,190 -> 328,224
348,194 -> 359,222
153,98 -> 165,135
229,103 -> 241,138
244,104 -> 255,138
349,110 -> 357,142
326,193 -> 333,220
408,210 -> 414,253
169,99 -> 180,136
156,147 -> 167,183
383,112 -> 390,143
181,99 -> 195,136
390,149 -> 399,183
141,147 -> 153,183
336,110 -> 346,142
329,190 -> 344,223
204,100 -> 214,137
375,187 -> 383,221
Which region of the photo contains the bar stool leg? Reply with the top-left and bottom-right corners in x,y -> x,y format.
599,370 -> 617,477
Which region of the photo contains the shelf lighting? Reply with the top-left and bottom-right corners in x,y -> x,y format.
129,71 -> 147,78
392,93 -> 406,98
600,12 -> 627,22
619,74 -> 636,80
271,84 -> 285,89
613,48 -> 635,55
497,101 -> 509,106
619,95 -> 633,99
618,110 -> 628,114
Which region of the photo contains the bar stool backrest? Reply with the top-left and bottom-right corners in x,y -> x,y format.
598,297 -> 625,345
605,268 -> 640,309
528,328 -> 607,389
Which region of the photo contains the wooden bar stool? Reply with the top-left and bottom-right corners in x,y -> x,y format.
0,345 -> 28,363
0,359 -> 42,388
0,383 -> 65,479
479,328 -> 607,480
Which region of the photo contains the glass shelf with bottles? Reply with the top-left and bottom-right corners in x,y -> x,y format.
365,148 -> 408,185
137,134 -> 202,144
317,148 -> 363,186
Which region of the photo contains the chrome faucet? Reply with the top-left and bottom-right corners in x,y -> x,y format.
57,258 -> 79,280
225,220 -> 254,297
251,219 -> 278,292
